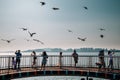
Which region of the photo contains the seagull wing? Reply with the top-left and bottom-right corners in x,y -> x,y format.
1,39 -> 6,41
10,39 -> 15,41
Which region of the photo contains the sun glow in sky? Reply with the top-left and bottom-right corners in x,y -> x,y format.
0,0 -> 120,51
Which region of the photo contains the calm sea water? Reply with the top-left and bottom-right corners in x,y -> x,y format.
0,51 -> 120,56
12,76 -> 109,80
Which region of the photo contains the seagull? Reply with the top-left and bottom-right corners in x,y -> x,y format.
99,28 -> 105,31
1,39 -> 15,43
25,39 -> 30,42
20,28 -> 27,31
67,29 -> 73,33
83,6 -> 88,10
40,2 -> 45,6
52,7 -> 59,10
33,39 -> 44,45
100,34 -> 104,38
28,31 -> 36,37
77,37 -> 87,41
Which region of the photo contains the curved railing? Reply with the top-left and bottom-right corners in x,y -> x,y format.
0,55 -> 120,69
0,55 -> 120,79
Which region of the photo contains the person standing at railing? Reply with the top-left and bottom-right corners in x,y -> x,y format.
15,50 -> 22,71
41,51 -> 48,70
12,57 -> 16,69
72,49 -> 78,68
108,50 -> 114,71
31,51 -> 37,69
98,50 -> 106,71
59,52 -> 63,69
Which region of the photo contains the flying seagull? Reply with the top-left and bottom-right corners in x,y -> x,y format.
77,37 -> 87,41
83,6 -> 88,10
67,29 -> 73,33
100,34 -> 104,38
99,28 -> 105,31
40,2 -> 45,6
28,31 -> 36,37
20,28 -> 27,31
52,7 -> 59,10
1,39 -> 15,43
33,39 -> 44,45
24,39 -> 30,42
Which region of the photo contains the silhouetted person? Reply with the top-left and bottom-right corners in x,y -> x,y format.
12,57 -> 16,69
15,50 -> 22,70
59,52 -> 63,69
81,78 -> 85,80
41,51 -> 48,70
31,51 -> 37,68
89,78 -> 93,80
98,50 -> 105,71
72,49 -> 78,67
108,51 -> 114,71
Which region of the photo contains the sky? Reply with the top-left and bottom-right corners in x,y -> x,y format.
0,0 -> 120,51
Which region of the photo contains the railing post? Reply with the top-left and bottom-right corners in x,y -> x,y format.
8,56 -> 11,74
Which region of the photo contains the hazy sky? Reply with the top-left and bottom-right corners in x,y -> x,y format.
0,0 -> 120,51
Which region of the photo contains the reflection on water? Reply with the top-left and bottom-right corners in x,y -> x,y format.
12,76 -> 109,80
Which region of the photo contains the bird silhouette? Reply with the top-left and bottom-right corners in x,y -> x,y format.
52,7 -> 59,10
1,39 -> 15,43
33,39 -> 44,45
100,34 -> 104,38
24,39 -> 30,42
28,31 -> 36,37
77,37 -> 87,41
40,2 -> 45,6
99,28 -> 105,31
67,29 -> 73,33
84,6 -> 88,10
20,28 -> 27,31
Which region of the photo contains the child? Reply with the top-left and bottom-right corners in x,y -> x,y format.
12,57 -> 16,69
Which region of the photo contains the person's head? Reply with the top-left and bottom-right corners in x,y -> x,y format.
100,50 -> 104,53
33,51 -> 36,54
73,49 -> 76,53
108,50 -> 111,55
43,51 -> 47,55
12,57 -> 14,60
81,78 -> 85,80
18,50 -> 20,53
60,52 -> 62,55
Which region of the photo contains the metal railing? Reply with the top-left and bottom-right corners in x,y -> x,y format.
0,55 -> 120,74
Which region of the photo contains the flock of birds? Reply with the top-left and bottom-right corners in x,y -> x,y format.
1,27 -> 44,45
0,1 -> 106,46
39,1 -> 88,10
0,27 -> 105,44
67,28 -> 105,42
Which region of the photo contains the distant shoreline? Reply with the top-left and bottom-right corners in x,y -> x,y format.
0,47 -> 120,53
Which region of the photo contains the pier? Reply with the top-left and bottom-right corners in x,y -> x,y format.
0,55 -> 120,80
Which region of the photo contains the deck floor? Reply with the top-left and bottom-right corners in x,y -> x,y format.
0,67 -> 120,75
